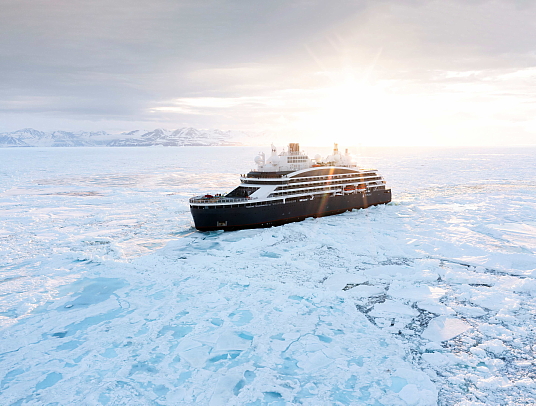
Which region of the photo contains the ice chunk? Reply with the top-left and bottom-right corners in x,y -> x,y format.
323,273 -> 368,291
346,284 -> 384,297
370,301 -> 419,317
363,265 -> 413,279
213,331 -> 252,352
389,285 -> 446,301
228,310 -> 253,326
398,384 -> 420,405
297,350 -> 333,372
478,323 -> 514,341
179,345 -> 211,368
390,376 -> 408,393
417,300 -> 455,315
422,352 -> 452,367
208,371 -> 244,406
478,339 -> 507,356
515,378 -> 536,388
422,316 -> 471,342
452,305 -> 487,317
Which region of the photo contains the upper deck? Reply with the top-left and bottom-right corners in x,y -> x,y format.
189,143 -> 387,206
252,142 -> 356,174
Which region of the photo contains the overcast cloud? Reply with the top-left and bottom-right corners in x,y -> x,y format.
1,0 -> 535,145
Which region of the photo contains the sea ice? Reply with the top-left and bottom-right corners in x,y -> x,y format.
1,146 -> 535,405
422,316 -> 471,342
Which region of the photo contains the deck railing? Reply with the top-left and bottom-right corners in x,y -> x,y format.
189,196 -> 258,204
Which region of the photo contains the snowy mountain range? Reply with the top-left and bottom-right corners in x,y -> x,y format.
0,128 -> 257,147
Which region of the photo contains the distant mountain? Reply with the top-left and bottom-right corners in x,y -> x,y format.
0,127 -> 258,147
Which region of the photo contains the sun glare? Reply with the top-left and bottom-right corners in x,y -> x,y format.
318,82 -> 384,143
296,78 -> 435,147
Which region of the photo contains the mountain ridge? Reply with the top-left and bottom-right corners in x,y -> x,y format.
0,127 -> 258,147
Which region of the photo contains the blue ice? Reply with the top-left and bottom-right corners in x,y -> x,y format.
102,348 -> 117,358
390,376 -> 408,393
63,308 -> 124,337
263,391 -> 283,401
345,375 -> 357,389
244,370 -> 256,382
150,291 -> 165,300
208,351 -> 242,364
359,385 -> 371,401
98,392 -> 110,405
174,310 -> 189,319
1,368 -> 24,390
276,358 -> 300,376
157,324 -> 193,339
348,357 -> 364,367
231,370 -> 258,396
73,352 -> 89,363
56,340 -> 83,351
35,372 -> 62,390
238,331 -> 254,340
233,379 -> 245,395
260,251 -> 281,258
229,309 -> 253,326
175,371 -> 191,386
288,295 -> 303,301
60,278 -> 127,311
331,387 -> 355,405
270,333 -> 285,341
129,361 -> 158,375
153,384 -> 169,397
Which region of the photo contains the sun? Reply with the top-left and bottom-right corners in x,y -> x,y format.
320,82 -> 384,141
295,78 -> 435,147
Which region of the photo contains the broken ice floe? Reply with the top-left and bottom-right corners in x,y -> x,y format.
1,146 -> 536,405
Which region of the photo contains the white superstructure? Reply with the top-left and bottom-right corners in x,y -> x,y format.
254,143 -> 355,173
191,143 -> 387,205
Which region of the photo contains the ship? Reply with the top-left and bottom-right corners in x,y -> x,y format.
189,143 -> 391,231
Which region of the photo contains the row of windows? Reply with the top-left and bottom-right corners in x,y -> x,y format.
242,180 -> 286,185
241,173 -> 380,186
275,177 -> 381,191
269,185 -> 347,198
288,172 -> 377,184
191,187 -> 386,210
192,199 -> 284,210
287,157 -> 308,163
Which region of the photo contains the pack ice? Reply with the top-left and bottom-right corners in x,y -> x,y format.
1,146 -> 535,405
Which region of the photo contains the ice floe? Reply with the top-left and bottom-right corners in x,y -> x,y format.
1,146 -> 536,405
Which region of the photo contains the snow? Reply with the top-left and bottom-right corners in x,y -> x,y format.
1,146 -> 536,405
0,127 -> 256,147
421,316 -> 471,342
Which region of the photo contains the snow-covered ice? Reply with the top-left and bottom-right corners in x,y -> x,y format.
1,146 -> 535,405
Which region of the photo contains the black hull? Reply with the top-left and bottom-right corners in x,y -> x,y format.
190,189 -> 391,231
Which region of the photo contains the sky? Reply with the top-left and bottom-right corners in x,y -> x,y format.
1,0 -> 536,146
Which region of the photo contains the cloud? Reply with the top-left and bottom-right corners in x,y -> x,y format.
0,0 -> 535,145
